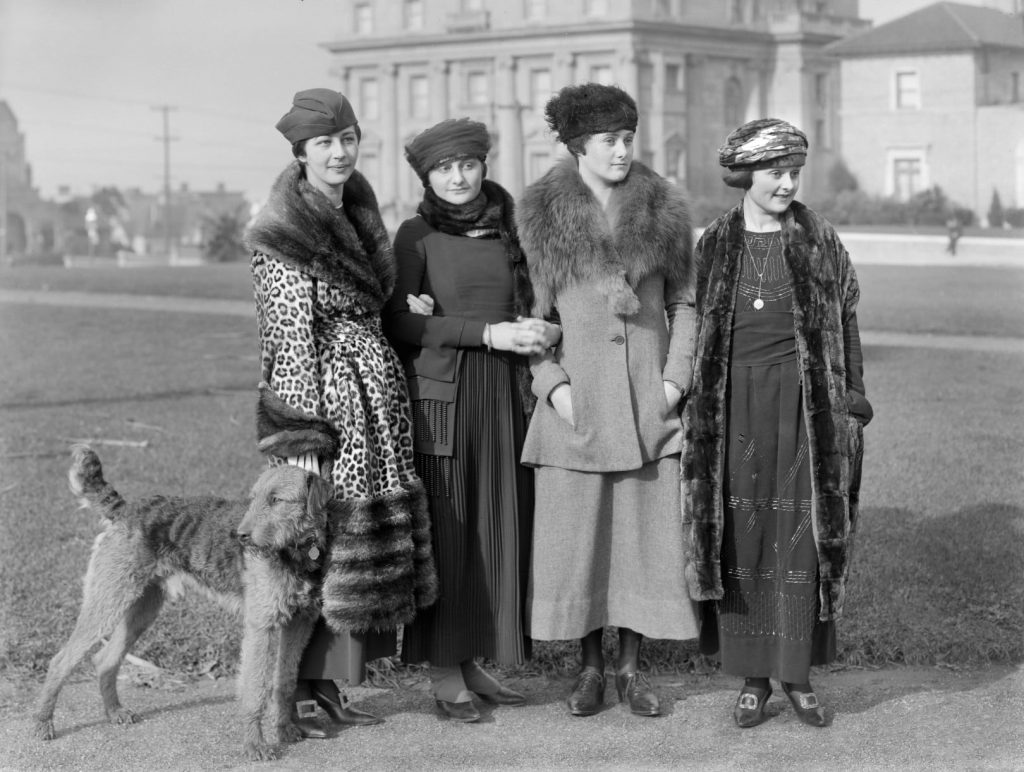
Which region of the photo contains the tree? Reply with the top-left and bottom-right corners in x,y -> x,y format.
201,208 -> 249,262
988,189 -> 1004,229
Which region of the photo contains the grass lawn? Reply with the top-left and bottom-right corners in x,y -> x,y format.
1,260 -> 1021,685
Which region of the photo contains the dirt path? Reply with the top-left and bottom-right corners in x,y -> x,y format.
2,665 -> 1021,770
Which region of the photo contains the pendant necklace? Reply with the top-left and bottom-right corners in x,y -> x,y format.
744,233 -> 774,310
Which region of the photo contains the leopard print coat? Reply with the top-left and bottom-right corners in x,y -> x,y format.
246,162 -> 437,633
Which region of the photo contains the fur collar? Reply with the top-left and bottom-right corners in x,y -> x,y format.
245,162 -> 395,312
517,157 -> 693,317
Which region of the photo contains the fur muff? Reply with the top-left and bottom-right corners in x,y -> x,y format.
681,200 -> 865,622
321,481 -> 438,632
255,382 -> 340,460
517,157 -> 693,318
245,162 -> 395,313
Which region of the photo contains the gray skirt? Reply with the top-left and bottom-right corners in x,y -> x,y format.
527,455 -> 699,641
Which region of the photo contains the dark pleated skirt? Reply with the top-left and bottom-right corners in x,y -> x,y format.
704,314 -> 836,683
401,349 -> 533,667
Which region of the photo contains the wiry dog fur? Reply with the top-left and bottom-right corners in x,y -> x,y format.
32,445 -> 334,761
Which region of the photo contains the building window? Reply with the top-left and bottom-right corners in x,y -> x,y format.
360,77 -> 380,120
895,71 -> 920,110
666,64 -> 683,92
529,68 -> 552,112
815,118 -> 827,148
892,157 -> 922,200
730,0 -> 744,23
467,71 -> 489,105
585,0 -> 608,16
724,77 -> 743,128
815,73 -> 827,107
525,0 -> 546,20
655,0 -> 671,15
590,65 -> 613,85
527,150 -> 551,183
404,0 -> 424,30
1013,72 -> 1020,103
409,75 -> 429,118
354,2 -> 373,35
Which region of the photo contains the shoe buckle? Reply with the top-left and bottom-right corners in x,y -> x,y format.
796,693 -> 820,710
737,693 -> 761,710
295,699 -> 318,718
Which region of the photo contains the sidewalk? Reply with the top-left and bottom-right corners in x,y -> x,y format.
2,665 -> 1021,770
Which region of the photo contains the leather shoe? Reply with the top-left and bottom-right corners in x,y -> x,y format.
615,671 -> 660,717
567,669 -> 605,717
733,684 -> 772,728
474,684 -> 526,707
435,698 -> 481,723
782,683 -> 827,727
292,700 -> 327,739
313,688 -> 383,726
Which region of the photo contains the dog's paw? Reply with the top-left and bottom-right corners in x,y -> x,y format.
33,719 -> 56,741
107,707 -> 140,726
243,741 -> 281,762
276,722 -> 305,744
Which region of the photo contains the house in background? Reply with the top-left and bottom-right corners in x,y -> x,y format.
321,0 -> 869,227
0,101 -> 60,261
826,1 -> 1024,222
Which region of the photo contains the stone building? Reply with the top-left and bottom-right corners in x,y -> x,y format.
826,1 -> 1024,219
321,0 -> 868,227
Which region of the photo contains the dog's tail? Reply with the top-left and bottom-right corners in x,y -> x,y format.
68,444 -> 126,520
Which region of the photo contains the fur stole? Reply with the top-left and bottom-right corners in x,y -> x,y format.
517,157 -> 692,317
255,382 -> 339,460
245,162 -> 395,313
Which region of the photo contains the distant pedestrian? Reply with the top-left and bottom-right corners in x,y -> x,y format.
517,83 -> 699,719
946,215 -> 962,256
383,118 -> 556,723
245,88 -> 437,739
682,118 -> 873,729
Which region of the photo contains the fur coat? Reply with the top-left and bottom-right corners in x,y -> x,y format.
681,200 -> 868,622
517,157 -> 695,471
245,162 -> 437,633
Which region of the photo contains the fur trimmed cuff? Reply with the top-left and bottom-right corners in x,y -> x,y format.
321,483 -> 438,633
256,383 -> 339,459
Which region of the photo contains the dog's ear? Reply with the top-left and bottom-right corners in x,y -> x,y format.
305,474 -> 335,516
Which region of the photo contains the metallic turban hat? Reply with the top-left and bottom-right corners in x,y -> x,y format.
718,118 -> 808,170
545,83 -> 638,144
275,88 -> 359,144
404,118 -> 491,185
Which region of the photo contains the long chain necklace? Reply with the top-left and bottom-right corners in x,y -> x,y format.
744,232 -> 776,310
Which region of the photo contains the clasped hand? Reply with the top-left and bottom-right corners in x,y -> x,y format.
406,293 -> 559,356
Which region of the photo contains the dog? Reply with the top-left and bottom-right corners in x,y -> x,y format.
32,444 -> 334,761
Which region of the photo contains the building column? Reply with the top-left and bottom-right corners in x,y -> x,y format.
648,50 -> 666,175
555,52 -> 576,90
432,60 -> 451,122
380,63 -> 400,223
496,55 -> 522,193
619,51 -> 640,101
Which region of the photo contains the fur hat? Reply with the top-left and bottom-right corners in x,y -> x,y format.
404,118 -> 491,184
718,118 -> 808,170
276,88 -> 359,144
545,83 -> 638,145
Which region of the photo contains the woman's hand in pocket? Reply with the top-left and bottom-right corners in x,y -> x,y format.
663,380 -> 683,412
549,383 -> 574,427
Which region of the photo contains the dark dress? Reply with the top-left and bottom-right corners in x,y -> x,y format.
711,230 -> 835,683
384,220 -> 532,668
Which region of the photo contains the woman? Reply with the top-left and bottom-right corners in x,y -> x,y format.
383,118 -> 556,723
517,83 -> 699,718
682,118 -> 873,728
245,88 -> 437,737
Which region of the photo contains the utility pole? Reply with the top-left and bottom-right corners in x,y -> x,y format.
152,105 -> 178,256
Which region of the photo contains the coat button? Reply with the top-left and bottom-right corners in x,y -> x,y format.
612,335 -> 625,345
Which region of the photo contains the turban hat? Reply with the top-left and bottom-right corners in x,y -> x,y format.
404,118 -> 491,185
545,83 -> 638,145
276,88 -> 359,144
718,118 -> 808,170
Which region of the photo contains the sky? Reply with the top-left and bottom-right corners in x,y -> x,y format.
0,0 -> 1010,204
